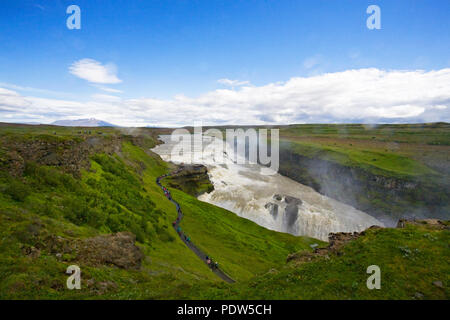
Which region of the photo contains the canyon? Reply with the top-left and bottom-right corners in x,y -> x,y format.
152,134 -> 383,241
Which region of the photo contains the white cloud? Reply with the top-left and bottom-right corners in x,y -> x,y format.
0,88 -> 31,111
217,78 -> 251,87
69,59 -> 122,84
0,82 -> 70,96
91,94 -> 122,102
1,68 -> 450,126
95,85 -> 123,93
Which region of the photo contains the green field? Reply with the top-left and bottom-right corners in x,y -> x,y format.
279,123 -> 450,177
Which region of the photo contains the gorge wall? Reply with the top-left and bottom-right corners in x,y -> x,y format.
278,146 -> 449,226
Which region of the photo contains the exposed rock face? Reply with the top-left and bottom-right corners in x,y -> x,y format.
43,232 -> 144,270
264,195 -> 303,229
396,219 -> 449,230
287,225 -> 381,263
76,232 -> 144,269
0,135 -> 123,178
284,196 -> 303,206
317,230 -> 367,255
264,202 -> 279,218
1,150 -> 25,177
284,196 -> 301,233
172,164 -> 209,177
278,147 -> 450,224
265,194 -> 303,234
22,246 -> 41,259
166,164 -> 214,196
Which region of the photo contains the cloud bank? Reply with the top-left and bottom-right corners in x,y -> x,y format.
1,68 -> 449,127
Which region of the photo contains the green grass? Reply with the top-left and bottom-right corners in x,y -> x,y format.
287,140 -> 436,177
280,123 -> 450,145
201,224 -> 449,299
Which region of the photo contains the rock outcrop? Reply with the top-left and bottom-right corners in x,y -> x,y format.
166,164 -> 214,196
75,232 -> 144,269
287,225 -> 381,263
0,134 -> 123,178
396,219 -> 449,230
265,194 -> 303,234
42,232 -> 144,270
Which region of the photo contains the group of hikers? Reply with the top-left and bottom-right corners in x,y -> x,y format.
159,170 -> 220,272
173,223 -> 191,243
206,255 -> 219,270
162,186 -> 171,200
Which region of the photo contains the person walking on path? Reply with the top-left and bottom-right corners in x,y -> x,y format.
157,170 -> 235,283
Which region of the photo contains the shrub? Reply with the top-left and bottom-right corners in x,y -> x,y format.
5,180 -> 31,202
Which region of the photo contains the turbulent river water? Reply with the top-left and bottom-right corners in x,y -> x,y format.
152,134 -> 383,241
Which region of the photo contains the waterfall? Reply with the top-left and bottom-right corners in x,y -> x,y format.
152,135 -> 383,241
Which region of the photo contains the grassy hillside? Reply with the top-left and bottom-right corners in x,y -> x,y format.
0,124 -> 316,299
200,221 -> 450,300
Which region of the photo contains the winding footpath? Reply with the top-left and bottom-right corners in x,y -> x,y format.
156,170 -> 235,283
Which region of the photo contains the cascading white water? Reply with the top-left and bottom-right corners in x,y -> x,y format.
152,134 -> 383,241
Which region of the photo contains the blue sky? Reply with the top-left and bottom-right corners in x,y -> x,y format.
0,0 -> 449,126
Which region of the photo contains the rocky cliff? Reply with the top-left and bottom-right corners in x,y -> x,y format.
279,148 -> 449,225
0,134 -> 123,178
165,164 -> 214,196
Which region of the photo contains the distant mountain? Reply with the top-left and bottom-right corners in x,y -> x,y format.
52,118 -> 117,127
